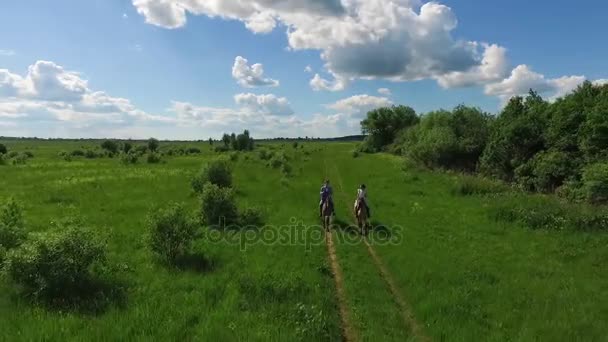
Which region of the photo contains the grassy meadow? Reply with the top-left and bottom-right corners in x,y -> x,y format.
1,139 -> 607,341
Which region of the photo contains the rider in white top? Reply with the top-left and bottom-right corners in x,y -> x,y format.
354,184 -> 371,217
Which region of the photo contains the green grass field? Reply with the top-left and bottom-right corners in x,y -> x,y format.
1,139 -> 607,341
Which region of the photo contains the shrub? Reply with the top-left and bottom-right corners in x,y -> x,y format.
581,162 -> 608,204
11,154 -> 28,165
84,150 -> 100,159
23,151 -> 34,158
147,203 -> 198,264
135,145 -> 148,155
258,149 -> 274,161
122,142 -> 133,153
147,138 -> 160,152
101,140 -> 119,155
146,152 -> 162,164
230,152 -> 239,162
7,151 -> 19,158
3,226 -> 106,300
186,147 -> 201,154
0,143 -> 6,155
280,162 -> 292,177
214,145 -> 229,153
200,183 -> 238,227
239,207 -> 265,228
120,152 -> 139,165
0,155 -> 5,166
71,149 -> 85,157
0,199 -> 26,250
352,150 -> 360,158
293,142 -> 299,149
268,152 -> 289,169
453,176 -> 509,196
192,159 -> 232,193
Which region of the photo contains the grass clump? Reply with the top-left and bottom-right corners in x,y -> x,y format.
453,175 -> 510,196
146,152 -> 162,164
147,203 -> 198,265
490,194 -> 608,231
239,207 -> 265,228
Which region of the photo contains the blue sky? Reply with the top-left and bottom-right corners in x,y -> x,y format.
0,0 -> 607,139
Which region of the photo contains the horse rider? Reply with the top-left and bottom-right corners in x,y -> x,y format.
354,184 -> 371,218
319,179 -> 335,217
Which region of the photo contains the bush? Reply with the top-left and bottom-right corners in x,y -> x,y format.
101,140 -> 119,155
84,150 -> 100,159
581,162 -> 608,204
192,159 -> 232,193
230,152 -> 239,162
23,151 -> 34,158
214,145 -> 230,153
268,152 -> 289,169
186,147 -> 201,154
7,151 -> 19,158
453,176 -> 510,196
239,207 -> 265,228
0,199 -> 26,250
122,142 -> 133,153
258,149 -> 274,161
147,138 -> 160,152
134,145 -> 148,155
71,149 -> 85,157
0,154 -> 6,166
280,162 -> 292,177
0,143 -> 6,155
11,154 -> 28,165
120,152 -> 139,165
3,225 -> 106,300
352,150 -> 360,158
146,152 -> 162,164
147,203 -> 198,264
200,183 -> 238,227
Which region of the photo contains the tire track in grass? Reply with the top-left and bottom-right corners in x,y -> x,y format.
332,161 -> 430,342
323,158 -> 358,342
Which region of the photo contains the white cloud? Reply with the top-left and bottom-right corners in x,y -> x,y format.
232,56 -> 279,88
310,73 -> 348,92
327,94 -> 393,118
132,0 -> 511,90
234,93 -> 294,116
0,50 -> 16,56
485,64 -> 585,103
0,61 -> 173,128
123,13 -> 129,19
593,79 -> 608,86
304,65 -> 313,73
377,88 -> 392,96
437,44 -> 509,88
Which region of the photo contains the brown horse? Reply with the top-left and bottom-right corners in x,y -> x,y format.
321,200 -> 332,232
355,199 -> 370,235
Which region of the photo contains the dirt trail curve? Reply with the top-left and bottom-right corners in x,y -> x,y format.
331,162 -> 431,342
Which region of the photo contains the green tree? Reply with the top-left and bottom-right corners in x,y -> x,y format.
147,138 -> 160,152
361,105 -> 419,150
101,140 -> 119,155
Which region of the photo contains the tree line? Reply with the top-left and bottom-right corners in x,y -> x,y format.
360,81 -> 608,204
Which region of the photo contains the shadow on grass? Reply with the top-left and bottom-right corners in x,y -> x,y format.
369,219 -> 393,237
173,252 -> 216,273
331,217 -> 359,235
10,276 -> 129,316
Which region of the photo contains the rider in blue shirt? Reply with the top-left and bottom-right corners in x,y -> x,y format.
319,179 -> 335,217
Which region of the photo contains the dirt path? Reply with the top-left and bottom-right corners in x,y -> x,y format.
325,230 -> 357,342
331,162 -> 431,342
363,239 -> 430,342
323,158 -> 358,342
